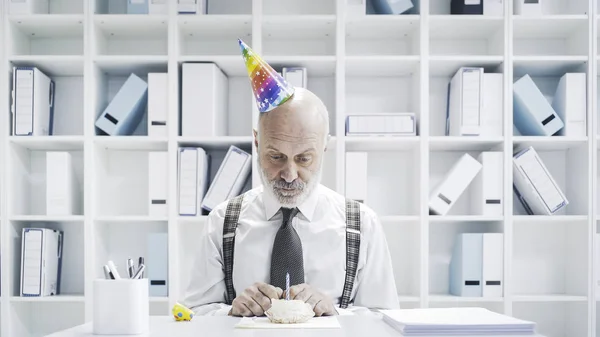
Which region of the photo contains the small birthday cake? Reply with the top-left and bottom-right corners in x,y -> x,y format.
265,299 -> 315,324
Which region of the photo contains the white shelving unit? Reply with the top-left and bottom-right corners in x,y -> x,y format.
1,0 -> 600,336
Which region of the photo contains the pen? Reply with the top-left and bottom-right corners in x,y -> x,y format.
138,257 -> 145,278
132,264 -> 145,279
107,260 -> 121,280
127,259 -> 134,278
103,265 -> 114,280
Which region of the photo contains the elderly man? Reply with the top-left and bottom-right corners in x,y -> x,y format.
181,39 -> 399,317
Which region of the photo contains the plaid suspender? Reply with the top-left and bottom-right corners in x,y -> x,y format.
340,199 -> 361,309
221,196 -> 361,307
223,194 -> 244,305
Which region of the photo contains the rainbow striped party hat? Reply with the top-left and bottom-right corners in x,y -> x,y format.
238,39 -> 295,113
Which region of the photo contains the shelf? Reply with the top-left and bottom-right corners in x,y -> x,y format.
93,55 -> 168,74
263,55 -> 336,76
9,295 -> 85,303
94,14 -> 169,31
513,215 -> 588,223
345,136 -> 420,152
429,294 -> 504,303
94,137 -> 168,151
8,55 -> 84,76
429,15 -> 503,39
177,216 -> 208,223
9,136 -> 85,151
380,216 -> 420,222
429,136 -> 504,151
513,295 -> 588,303
512,136 -> 588,150
9,215 -> 84,223
8,14 -> 84,36
429,56 -> 504,77
345,55 -> 420,76
95,216 -> 169,223
429,216 -> 504,223
513,56 -> 588,76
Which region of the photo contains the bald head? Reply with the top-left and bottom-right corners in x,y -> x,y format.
254,87 -> 329,207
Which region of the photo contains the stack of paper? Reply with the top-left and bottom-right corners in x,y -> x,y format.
380,307 -> 536,336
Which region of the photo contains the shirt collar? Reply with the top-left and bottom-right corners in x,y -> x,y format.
262,184 -> 320,222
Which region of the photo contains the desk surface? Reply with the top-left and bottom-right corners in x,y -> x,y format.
45,315 -> 546,337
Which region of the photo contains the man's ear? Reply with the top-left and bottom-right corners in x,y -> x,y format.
253,128 -> 258,148
324,134 -> 331,152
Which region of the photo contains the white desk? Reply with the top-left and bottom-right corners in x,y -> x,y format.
45,315 -> 546,337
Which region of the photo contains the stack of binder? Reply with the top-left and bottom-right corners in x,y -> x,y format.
178,145 -> 251,215
380,307 -> 536,336
513,73 -> 586,137
450,233 -> 503,297
513,146 -> 568,215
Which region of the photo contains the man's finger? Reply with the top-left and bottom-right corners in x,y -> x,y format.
294,288 -> 312,302
243,299 -> 263,317
306,293 -> 320,308
313,301 -> 326,317
251,292 -> 272,312
232,302 -> 250,317
289,284 -> 308,298
257,283 -> 280,300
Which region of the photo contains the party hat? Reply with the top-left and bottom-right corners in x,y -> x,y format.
238,39 -> 295,113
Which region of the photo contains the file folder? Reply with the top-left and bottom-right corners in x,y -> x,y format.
446,67 -> 483,136
471,152 -> 503,216
282,67 -> 307,89
450,233 -> 483,297
149,152 -> 168,217
451,0 -> 483,14
20,228 -> 63,297
8,0 -> 48,14
551,73 -> 586,137
148,73 -> 168,137
12,66 -> 55,136
483,0 -> 504,15
127,0 -> 149,14
178,0 -> 207,14
482,233 -> 503,297
513,146 -> 568,215
345,152 -> 368,203
201,146 -> 252,212
181,63 -> 228,137
149,0 -> 167,14
370,0 -> 414,14
481,73 -> 503,137
513,74 -> 564,136
46,152 -> 78,216
429,153 -> 482,215
147,233 -> 168,297
514,0 -> 542,15
95,73 -> 148,136
178,147 -> 210,216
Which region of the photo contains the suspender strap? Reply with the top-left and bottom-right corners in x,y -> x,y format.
340,199 -> 361,309
222,194 -> 245,305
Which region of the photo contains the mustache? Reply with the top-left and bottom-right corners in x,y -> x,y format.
272,179 -> 305,190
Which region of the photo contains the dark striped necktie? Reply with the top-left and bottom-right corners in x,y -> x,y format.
270,207 -> 304,290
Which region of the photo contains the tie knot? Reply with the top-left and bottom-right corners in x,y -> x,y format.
281,207 -> 299,224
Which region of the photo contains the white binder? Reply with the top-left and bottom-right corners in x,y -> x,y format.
551,73 -> 586,137
149,0 -> 167,14
148,73 -> 168,137
345,152 -> 368,204
12,66 -> 55,136
178,0 -> 208,14
149,152 -> 168,217
282,67 -> 307,89
481,73 -> 503,137
514,0 -> 542,15
178,147 -> 210,216
513,146 -> 568,215
482,233 -> 503,297
450,233 -> 483,297
9,0 -> 48,14
483,0 -> 503,15
471,152 -> 503,216
46,152 -> 78,216
201,146 -> 252,212
429,154 -> 482,216
20,228 -> 63,297
447,67 -> 483,136
181,63 -> 228,137
147,233 -> 168,297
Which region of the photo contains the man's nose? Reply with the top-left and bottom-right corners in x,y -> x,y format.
281,162 -> 298,183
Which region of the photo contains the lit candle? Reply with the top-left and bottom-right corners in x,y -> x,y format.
286,272 -> 290,300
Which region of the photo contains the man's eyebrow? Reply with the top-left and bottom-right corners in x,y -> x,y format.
266,145 -> 280,151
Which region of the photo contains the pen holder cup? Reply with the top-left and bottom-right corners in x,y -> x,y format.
93,279 -> 149,335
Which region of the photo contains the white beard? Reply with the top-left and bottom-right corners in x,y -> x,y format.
259,159 -> 323,208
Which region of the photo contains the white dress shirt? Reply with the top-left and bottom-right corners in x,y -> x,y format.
181,183 -> 399,315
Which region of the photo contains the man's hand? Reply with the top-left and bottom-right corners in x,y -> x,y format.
229,282 -> 283,317
285,283 -> 337,316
